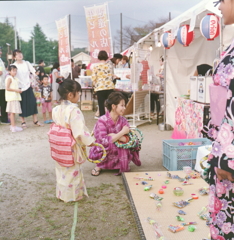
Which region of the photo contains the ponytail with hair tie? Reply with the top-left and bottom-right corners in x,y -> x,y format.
56,77 -> 64,85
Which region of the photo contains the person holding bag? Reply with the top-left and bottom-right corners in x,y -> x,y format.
12,49 -> 43,127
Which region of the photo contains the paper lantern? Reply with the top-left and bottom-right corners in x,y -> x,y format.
200,14 -> 220,41
177,25 -> 194,47
160,31 -> 176,49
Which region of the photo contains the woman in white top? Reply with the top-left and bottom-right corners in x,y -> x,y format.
51,62 -> 61,103
12,49 -> 43,127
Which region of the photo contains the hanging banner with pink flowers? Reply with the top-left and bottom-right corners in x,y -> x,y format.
56,15 -> 71,79
84,3 -> 113,63
171,98 -> 205,139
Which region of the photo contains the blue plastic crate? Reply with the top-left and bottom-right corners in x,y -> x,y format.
163,138 -> 211,171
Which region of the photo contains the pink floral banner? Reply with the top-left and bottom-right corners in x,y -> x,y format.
84,3 -> 112,63
172,98 -> 204,139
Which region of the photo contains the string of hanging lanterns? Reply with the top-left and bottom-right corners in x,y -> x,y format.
159,13 -> 220,49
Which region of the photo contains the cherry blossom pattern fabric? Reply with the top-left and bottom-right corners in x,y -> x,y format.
89,111 -> 141,174
202,44 -> 234,240
172,97 -> 204,139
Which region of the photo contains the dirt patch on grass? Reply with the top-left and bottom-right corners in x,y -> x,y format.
0,173 -> 140,240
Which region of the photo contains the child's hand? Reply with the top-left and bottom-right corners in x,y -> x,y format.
121,126 -> 130,135
215,167 -> 234,182
16,89 -> 22,93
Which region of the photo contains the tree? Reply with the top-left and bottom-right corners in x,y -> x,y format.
4,17 -> 12,27
20,23 -> 58,66
30,23 -> 58,65
114,18 -> 168,52
0,19 -> 15,64
71,47 -> 88,57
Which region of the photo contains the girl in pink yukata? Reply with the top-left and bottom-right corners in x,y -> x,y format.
50,78 -> 95,202
89,92 -> 141,176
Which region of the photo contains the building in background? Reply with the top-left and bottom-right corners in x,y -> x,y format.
72,52 -> 91,65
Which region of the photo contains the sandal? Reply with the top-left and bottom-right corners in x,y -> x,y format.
21,122 -> 27,128
91,168 -> 102,176
34,121 -> 44,127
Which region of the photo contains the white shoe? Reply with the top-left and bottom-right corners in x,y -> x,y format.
11,126 -> 23,132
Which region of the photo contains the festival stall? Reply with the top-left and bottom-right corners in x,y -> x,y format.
134,0 -> 234,131
124,45 -> 152,127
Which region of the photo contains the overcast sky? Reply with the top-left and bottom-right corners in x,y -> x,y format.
0,0 -> 202,49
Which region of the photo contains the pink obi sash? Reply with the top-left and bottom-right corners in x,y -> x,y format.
47,123 -> 76,167
209,83 -> 227,126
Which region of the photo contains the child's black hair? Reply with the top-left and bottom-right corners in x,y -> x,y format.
8,65 -> 17,71
42,74 -> 48,80
56,78 -> 81,100
105,92 -> 127,112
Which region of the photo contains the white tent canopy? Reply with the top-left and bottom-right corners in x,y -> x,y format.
135,0 -> 234,127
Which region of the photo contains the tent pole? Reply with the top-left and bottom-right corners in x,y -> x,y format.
132,45 -> 136,128
163,48 -> 167,129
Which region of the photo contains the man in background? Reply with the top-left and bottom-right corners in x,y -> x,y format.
0,46 -> 8,124
37,59 -> 45,81
71,59 -> 80,80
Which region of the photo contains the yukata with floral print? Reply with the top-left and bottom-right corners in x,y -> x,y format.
203,43 -> 234,240
52,100 -> 95,203
89,111 -> 141,175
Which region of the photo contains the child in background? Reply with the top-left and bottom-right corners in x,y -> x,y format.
5,65 -> 23,132
40,75 -> 53,124
48,78 -> 95,202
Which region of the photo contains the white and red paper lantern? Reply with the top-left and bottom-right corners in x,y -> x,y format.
160,31 -> 176,49
200,14 -> 220,41
177,25 -> 194,47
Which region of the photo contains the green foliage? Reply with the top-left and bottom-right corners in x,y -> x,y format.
22,24 -> 59,65
44,66 -> 52,74
0,19 -> 15,64
0,19 -> 87,67
0,20 -> 59,67
71,47 -> 88,57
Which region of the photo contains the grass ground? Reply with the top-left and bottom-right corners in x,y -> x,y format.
0,173 -> 139,240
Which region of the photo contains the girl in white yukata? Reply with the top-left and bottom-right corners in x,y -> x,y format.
50,78 -> 95,203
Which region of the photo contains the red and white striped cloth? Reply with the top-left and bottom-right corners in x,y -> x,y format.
48,123 -> 76,167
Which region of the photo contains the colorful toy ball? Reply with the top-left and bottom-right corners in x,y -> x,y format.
177,25 -> 194,47
160,31 -> 176,49
158,189 -> 164,194
188,225 -> 196,232
200,14 -> 220,41
161,185 -> 167,189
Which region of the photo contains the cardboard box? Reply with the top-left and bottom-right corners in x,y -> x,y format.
197,76 -> 213,103
81,100 -> 93,111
